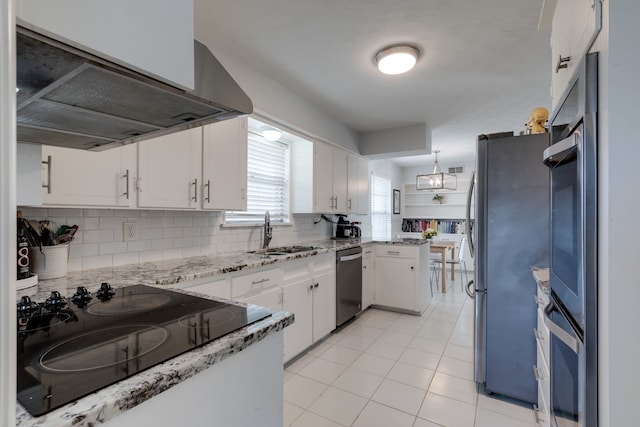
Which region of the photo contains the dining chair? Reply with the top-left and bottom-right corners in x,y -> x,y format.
431,236 -> 469,291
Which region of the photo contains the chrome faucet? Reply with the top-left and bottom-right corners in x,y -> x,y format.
263,211 -> 273,249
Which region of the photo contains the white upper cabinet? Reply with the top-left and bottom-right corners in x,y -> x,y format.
202,118 -> 248,211
16,0 -> 195,90
16,143 -> 42,207
137,128 -> 202,209
550,0 -> 602,111
347,153 -> 369,214
39,144 -> 134,208
314,143 -> 348,213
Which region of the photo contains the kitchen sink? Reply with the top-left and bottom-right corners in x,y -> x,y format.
248,245 -> 317,255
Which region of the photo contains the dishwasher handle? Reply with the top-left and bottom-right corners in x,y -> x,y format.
339,253 -> 362,262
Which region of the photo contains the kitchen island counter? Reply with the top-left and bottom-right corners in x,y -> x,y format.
16,292 -> 293,427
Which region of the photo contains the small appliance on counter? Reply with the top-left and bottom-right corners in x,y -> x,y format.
333,215 -> 361,239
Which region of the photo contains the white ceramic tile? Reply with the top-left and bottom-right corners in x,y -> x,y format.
386,362 -> 435,391
477,394 -> 536,424
418,392 -> 476,427
283,370 -> 295,384
352,401 -> 416,427
283,375 -> 328,409
286,353 -> 316,374
372,379 -> 426,416
399,347 -> 441,370
412,418 -> 445,427
365,340 -> 406,360
447,332 -> 473,348
318,344 -> 362,366
475,407 -> 536,427
332,367 -> 384,399
376,330 -> 415,347
428,372 -> 478,405
443,343 -> 474,362
417,320 -> 455,341
347,324 -> 386,339
360,316 -> 395,329
351,353 -> 396,377
308,386 -> 368,426
337,334 -> 375,352
290,411 -> 344,427
436,356 -> 474,381
284,401 -> 305,426
408,336 -> 447,355
298,358 -> 348,384
307,340 -> 335,357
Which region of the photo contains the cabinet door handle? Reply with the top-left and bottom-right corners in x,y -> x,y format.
204,180 -> 211,203
386,251 -> 400,255
251,278 -> 270,286
122,169 -> 130,199
348,198 -> 352,210
42,155 -> 52,194
314,283 -> 319,288
533,328 -> 545,342
410,266 -> 414,270
191,178 -> 198,202
241,188 -> 245,200
555,55 -> 571,73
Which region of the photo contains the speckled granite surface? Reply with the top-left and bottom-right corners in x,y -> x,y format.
15,239 -> 368,426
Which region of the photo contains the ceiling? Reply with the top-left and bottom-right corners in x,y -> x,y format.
194,0 -> 552,167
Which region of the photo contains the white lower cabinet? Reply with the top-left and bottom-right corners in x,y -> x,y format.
312,261 -> 336,341
282,254 -> 336,363
232,268 -> 283,311
282,274 -> 314,362
534,285 -> 551,427
361,246 -> 373,310
374,244 -> 430,314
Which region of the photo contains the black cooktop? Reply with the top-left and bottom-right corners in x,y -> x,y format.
17,284 -> 272,416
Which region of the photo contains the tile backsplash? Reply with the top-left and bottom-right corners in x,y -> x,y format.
18,207 -> 334,272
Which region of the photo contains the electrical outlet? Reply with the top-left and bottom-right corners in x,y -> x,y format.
123,222 -> 138,242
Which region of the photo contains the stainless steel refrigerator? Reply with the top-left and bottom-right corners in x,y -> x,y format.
466,131 -> 549,403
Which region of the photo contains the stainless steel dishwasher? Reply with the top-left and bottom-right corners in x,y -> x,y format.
336,246 -> 363,326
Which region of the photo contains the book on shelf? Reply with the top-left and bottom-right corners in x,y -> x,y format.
401,218 -> 473,235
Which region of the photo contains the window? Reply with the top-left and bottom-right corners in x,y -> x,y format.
225,130 -> 290,224
371,175 -> 391,240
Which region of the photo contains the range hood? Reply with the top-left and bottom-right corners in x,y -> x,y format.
16,26 -> 253,151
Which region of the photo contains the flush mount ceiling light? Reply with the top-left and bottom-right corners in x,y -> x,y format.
375,44 -> 420,75
416,150 -> 457,191
260,125 -> 282,142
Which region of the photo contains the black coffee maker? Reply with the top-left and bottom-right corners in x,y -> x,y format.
335,215 -> 352,239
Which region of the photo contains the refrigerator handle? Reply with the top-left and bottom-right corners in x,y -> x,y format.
465,170 -> 475,258
543,301 -> 580,354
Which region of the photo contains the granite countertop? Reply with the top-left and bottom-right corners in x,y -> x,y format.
15,238 -> 368,426
374,238 -> 430,246
18,238 -> 369,302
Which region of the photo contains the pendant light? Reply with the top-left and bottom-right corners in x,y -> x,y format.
416,150 -> 457,191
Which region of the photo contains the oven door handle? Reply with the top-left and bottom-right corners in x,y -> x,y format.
543,301 -> 580,354
543,130 -> 580,168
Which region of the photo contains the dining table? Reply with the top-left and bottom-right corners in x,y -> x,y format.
429,239 -> 457,293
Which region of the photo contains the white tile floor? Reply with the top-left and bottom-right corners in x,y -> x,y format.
283,278 -> 537,427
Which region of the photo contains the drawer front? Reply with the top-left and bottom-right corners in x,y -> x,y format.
187,279 -> 231,300
231,268 -> 283,298
536,380 -> 551,427
375,245 -> 415,259
536,308 -> 551,365
535,340 -> 550,414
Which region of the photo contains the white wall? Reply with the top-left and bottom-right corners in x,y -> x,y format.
17,207 -> 332,272
594,1 -> 640,425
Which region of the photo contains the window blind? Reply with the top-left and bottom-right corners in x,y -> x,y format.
225,133 -> 290,224
371,175 -> 391,240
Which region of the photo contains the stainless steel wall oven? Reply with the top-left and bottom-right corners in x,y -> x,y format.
543,52 -> 598,427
